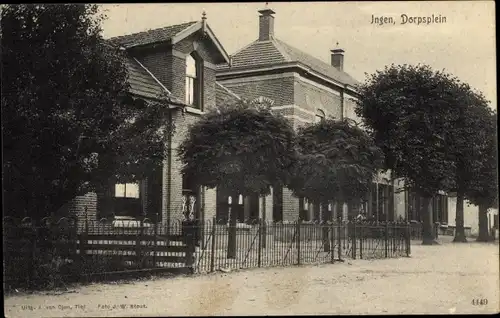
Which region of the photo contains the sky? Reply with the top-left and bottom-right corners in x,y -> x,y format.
100,1 -> 496,109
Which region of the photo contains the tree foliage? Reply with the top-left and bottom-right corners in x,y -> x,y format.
442,84 -> 496,242
464,111 -> 498,208
2,4 -> 172,218
178,100 -> 297,197
288,118 -> 384,204
355,64 -> 474,244
355,64 -> 460,197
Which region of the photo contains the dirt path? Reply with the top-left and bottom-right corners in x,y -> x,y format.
4,238 -> 499,316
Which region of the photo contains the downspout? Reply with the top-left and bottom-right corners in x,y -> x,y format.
340,85 -> 345,120
167,109 -> 173,229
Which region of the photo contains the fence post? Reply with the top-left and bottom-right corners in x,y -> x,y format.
210,217 -> 216,273
258,218 -> 262,268
262,218 -> 267,249
296,219 -> 301,266
330,222 -> 335,263
227,206 -> 237,259
136,219 -> 143,269
185,223 -> 196,272
153,221 -> 158,268
359,222 -> 363,259
79,218 -> 89,264
352,221 -> 357,259
393,222 -> 397,255
406,222 -> 411,257
337,217 -> 342,261
385,222 -> 389,258
323,221 -> 330,252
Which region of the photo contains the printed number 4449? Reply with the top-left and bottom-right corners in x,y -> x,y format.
472,299 -> 488,306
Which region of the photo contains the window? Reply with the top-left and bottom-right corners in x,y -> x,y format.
314,109 -> 326,123
185,53 -> 202,109
299,197 -> 310,221
115,183 -> 140,198
114,182 -> 142,218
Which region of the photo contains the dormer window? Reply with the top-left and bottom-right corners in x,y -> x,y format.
185,52 -> 203,109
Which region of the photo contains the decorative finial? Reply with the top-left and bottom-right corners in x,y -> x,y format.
265,2 -> 269,8
336,41 -> 339,47
202,10 -> 207,21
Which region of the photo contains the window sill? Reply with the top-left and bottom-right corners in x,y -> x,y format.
185,106 -> 204,115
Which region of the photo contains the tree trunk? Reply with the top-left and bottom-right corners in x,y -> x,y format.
476,204 -> 490,242
421,195 -> 439,245
453,191 -> 467,242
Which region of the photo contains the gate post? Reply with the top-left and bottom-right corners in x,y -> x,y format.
405,221 -> 411,257
258,218 -> 262,268
385,222 -> 389,258
185,221 -> 196,272
227,199 -> 237,259
296,219 -> 301,265
359,222 -> 363,259
323,221 -> 330,252
352,221 -> 357,259
337,217 -> 342,261
210,217 -> 216,273
330,222 -> 335,263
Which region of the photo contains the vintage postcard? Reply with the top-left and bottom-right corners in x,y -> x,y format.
2,1 -> 498,317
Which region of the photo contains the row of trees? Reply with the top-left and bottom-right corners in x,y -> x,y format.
180,65 -> 498,245
356,65 -> 497,243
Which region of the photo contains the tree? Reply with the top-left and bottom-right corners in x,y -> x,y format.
179,100 -> 296,257
355,64 -> 460,245
445,85 -> 496,242
463,111 -> 498,241
288,118 -> 384,217
179,100 -> 296,197
2,4 -> 173,219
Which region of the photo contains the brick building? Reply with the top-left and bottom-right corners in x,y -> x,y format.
216,8 -> 403,223
61,13 -> 244,226
62,8 -> 411,228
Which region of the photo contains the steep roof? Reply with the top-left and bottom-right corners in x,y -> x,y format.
125,57 -> 184,105
125,57 -> 166,100
217,38 -> 359,87
108,21 -> 198,49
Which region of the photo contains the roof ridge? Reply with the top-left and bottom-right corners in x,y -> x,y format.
216,82 -> 241,100
229,39 -> 259,58
271,38 -> 292,62
273,38 -> 359,86
107,20 -> 198,42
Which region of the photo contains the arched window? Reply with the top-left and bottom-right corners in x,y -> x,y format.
185,53 -> 203,109
314,109 -> 326,123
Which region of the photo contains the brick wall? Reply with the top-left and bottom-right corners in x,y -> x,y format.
134,32 -> 221,225
294,76 -> 342,120
57,193 -> 97,224
282,187 -> 300,221
204,187 -> 217,222
167,111 -> 202,224
218,76 -> 295,107
344,93 -> 363,124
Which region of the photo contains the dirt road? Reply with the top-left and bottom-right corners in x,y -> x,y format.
4,238 -> 499,316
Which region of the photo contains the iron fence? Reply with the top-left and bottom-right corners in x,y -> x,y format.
3,216 -> 412,289
190,218 -> 411,274
408,221 -> 440,241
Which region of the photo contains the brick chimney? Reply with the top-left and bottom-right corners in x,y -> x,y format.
258,8 -> 275,41
331,48 -> 345,71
